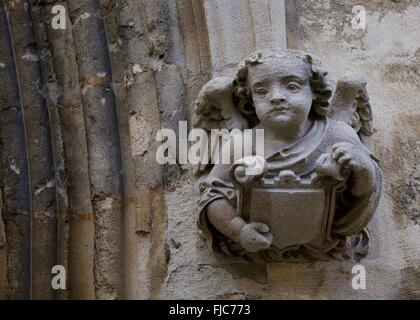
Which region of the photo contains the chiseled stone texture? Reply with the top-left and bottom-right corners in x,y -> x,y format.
158,0 -> 420,299
2,0 -> 418,300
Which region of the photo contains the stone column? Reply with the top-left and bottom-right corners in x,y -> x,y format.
0,1 -> 32,300
67,0 -> 124,300
4,0 -> 57,300
203,0 -> 287,76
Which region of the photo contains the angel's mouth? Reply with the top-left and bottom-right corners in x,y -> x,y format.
266,107 -> 290,114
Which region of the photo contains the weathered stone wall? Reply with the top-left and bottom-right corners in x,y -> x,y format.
0,0 -> 418,299
157,0 -> 420,300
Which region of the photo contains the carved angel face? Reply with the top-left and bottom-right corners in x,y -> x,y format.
247,56 -> 314,129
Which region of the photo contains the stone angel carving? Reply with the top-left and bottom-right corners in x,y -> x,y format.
194,49 -> 382,262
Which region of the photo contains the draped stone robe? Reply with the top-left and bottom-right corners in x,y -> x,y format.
197,117 -> 382,262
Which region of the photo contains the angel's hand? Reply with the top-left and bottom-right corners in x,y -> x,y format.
239,223 -> 273,252
331,142 -> 374,175
315,153 -> 349,181
331,142 -> 376,196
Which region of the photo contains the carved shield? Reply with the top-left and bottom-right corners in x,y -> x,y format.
241,170 -> 338,251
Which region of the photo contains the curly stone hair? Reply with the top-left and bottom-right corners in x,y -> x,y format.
233,49 -> 332,121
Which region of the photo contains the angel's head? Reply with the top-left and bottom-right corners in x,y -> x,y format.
233,49 -> 332,129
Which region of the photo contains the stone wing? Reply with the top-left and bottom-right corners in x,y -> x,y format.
329,77 -> 374,150
193,76 -> 249,173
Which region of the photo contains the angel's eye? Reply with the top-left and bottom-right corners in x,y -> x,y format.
256,88 -> 268,96
287,83 -> 301,92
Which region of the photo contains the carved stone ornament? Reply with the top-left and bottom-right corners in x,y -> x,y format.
195,49 -> 382,263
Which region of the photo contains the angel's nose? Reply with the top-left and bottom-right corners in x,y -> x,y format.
270,96 -> 286,105
269,88 -> 286,105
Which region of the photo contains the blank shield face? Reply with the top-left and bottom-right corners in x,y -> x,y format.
244,172 -> 338,251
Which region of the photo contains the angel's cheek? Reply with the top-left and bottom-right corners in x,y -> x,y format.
287,85 -> 314,112
253,100 -> 272,121
256,110 -> 270,123
287,101 -> 310,121
288,95 -> 312,120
